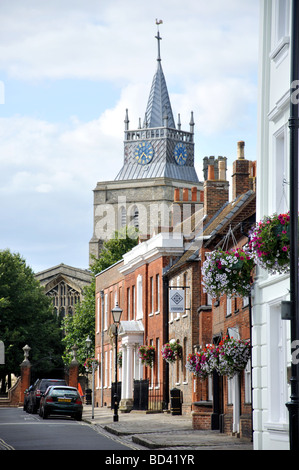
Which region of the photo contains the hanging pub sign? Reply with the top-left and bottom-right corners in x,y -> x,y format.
169,289 -> 185,313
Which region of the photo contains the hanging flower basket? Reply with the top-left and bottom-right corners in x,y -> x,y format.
138,345 -> 155,368
248,212 -> 290,275
217,337 -> 251,378
84,357 -> 99,372
161,339 -> 182,364
185,344 -> 218,381
202,247 -> 255,298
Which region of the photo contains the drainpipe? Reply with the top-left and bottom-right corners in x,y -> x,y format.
100,290 -> 104,407
286,0 -> 299,451
163,274 -> 169,409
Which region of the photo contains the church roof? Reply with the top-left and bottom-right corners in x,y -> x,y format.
115,25 -> 199,184
143,60 -> 175,129
115,157 -> 199,182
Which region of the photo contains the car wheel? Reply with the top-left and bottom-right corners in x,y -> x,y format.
75,413 -> 82,421
42,411 -> 48,419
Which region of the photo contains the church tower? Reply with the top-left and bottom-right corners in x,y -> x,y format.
89,24 -> 202,262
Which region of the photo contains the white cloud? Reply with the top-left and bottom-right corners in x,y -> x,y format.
0,0 -> 260,271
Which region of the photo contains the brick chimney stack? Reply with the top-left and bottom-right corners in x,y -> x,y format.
172,186 -> 203,231
232,141 -> 251,200
204,159 -> 229,220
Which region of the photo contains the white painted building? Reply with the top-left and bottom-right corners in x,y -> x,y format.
253,0 -> 293,450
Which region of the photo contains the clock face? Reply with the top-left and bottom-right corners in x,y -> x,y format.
174,143 -> 188,166
134,141 -> 154,165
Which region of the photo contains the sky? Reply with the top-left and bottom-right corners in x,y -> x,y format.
0,0 -> 260,274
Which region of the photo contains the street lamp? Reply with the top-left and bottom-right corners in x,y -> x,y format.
111,302 -> 123,422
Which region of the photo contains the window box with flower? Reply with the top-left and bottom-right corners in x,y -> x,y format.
202,247 -> 255,299
138,345 -> 155,368
248,212 -> 290,275
161,339 -> 182,364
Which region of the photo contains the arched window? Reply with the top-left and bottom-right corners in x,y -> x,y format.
119,206 -> 126,228
132,205 -> 139,228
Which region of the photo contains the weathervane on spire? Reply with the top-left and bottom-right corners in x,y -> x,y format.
155,19 -> 163,62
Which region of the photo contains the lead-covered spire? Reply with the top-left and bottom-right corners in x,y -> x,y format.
143,21 -> 175,129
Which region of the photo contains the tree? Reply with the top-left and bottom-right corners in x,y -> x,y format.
0,250 -> 64,390
62,226 -> 138,371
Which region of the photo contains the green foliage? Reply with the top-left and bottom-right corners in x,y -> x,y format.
62,226 -> 138,371
90,225 -> 139,276
0,250 -> 64,379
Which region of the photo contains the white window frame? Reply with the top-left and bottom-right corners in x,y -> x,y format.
272,126 -> 289,214
226,296 -> 232,316
155,274 -> 160,314
136,274 -> 143,320
104,293 -> 108,331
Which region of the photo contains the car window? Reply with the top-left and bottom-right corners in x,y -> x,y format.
51,389 -> 79,398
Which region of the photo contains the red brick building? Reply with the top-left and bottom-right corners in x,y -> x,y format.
94,231 -> 186,412
191,141 -> 256,438
94,141 -> 256,439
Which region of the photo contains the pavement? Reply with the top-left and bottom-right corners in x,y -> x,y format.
82,405 -> 254,451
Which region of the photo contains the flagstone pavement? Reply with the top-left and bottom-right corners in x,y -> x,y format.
82,405 -> 254,451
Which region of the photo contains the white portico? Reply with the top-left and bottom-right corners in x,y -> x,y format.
118,320 -> 144,412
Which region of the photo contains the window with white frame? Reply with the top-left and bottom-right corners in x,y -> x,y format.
150,277 -> 154,315
156,274 -> 160,313
132,285 -> 135,320
227,377 -> 233,404
104,351 -> 108,388
109,349 -> 112,388
268,301 -> 289,425
273,127 -> 289,214
136,274 -> 143,319
275,0 -> 289,43
270,0 -> 290,65
245,360 -> 252,404
96,296 -> 100,333
97,353 -> 100,390
127,287 -> 130,321
226,296 -> 232,316
104,293 -> 108,330
150,339 -> 154,388
156,338 -> 160,387
183,338 -> 187,383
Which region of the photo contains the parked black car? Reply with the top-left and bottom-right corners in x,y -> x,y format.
39,386 -> 83,421
27,378 -> 67,414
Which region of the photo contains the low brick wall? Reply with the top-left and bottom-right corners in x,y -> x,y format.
192,411 -> 212,430
0,377 -> 22,407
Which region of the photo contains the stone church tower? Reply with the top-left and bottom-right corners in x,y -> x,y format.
89,26 -> 203,262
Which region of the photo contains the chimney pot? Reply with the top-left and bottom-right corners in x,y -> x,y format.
191,187 -> 197,201
183,188 -> 189,201
218,160 -> 226,180
174,188 -> 180,202
237,141 -> 245,160
207,165 -> 215,180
